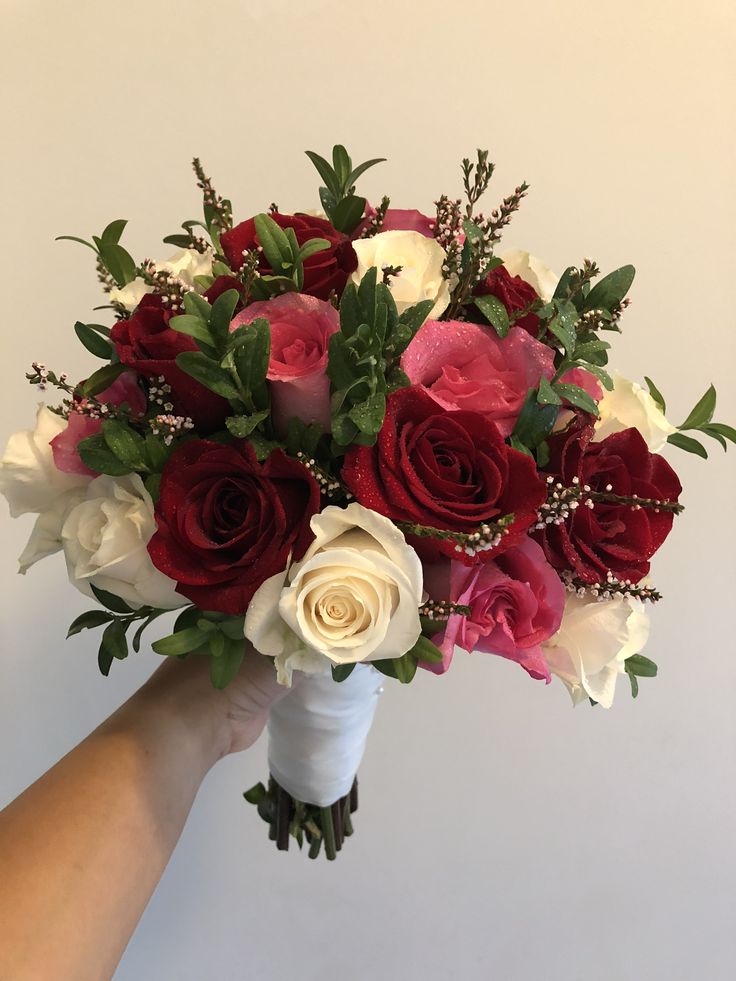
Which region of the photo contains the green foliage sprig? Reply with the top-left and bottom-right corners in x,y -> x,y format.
305,145 -> 385,234
168,288 -> 272,439
643,381 -> 736,459
248,212 -> 330,298
66,585 -> 169,677
151,606 -> 247,689
327,267 -> 433,450
56,219 -> 137,289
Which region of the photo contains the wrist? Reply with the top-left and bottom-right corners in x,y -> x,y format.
122,657 -> 233,772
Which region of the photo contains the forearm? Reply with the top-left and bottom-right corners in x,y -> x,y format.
0,658 -> 228,981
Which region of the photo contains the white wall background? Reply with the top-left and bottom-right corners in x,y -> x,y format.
1,1 -> 735,978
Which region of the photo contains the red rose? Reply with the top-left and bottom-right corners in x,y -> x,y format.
220,213 -> 357,300
474,264 -> 541,335
110,295 -> 228,432
342,387 -> 546,562
204,274 -> 247,307
148,440 -> 320,614
535,419 -> 682,584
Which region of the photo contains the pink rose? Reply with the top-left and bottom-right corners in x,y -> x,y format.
354,206 -> 435,239
401,320 -> 555,437
231,292 -> 339,434
51,372 -> 147,476
422,538 -> 565,679
559,366 -> 603,402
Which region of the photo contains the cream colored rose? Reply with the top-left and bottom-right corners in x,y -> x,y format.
0,405 -> 91,572
109,248 -> 213,312
108,278 -> 150,312
593,372 -> 676,452
61,473 -> 183,610
351,230 -> 451,319
245,503 -> 423,685
542,592 -> 650,708
0,405 -> 89,516
499,248 -> 559,302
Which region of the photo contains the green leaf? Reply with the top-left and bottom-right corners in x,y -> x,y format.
55,234 -> 99,254
626,653 -> 658,677
254,213 -> 294,274
144,473 -> 162,502
626,668 -> 639,698
209,639 -> 245,689
554,382 -> 600,416
347,157 -> 386,187
77,434 -> 131,476
97,240 -> 137,288
66,609 -> 114,638
231,317 -> 270,397
644,376 -> 666,413
132,615 -> 158,654
209,289 -> 241,347
152,627 -> 208,656
331,195 -> 366,235
392,653 -> 418,684
74,321 -> 113,359
547,304 -> 577,355
332,144 -> 352,186
81,363 -> 128,397
101,219 -> 128,245
576,363 -> 613,391
90,583 -> 133,614
473,295 -> 510,337
331,663 -> 356,682
679,384 -> 716,431
169,314 -> 213,348
99,620 -> 128,674
101,419 -> 146,469
667,432 -> 708,458
218,616 -> 246,640
305,150 -> 341,200
701,422 -> 736,446
243,782 -> 267,805
163,234 -> 193,249
297,237 -> 330,262
511,389 -> 558,449
410,635 -> 444,664
582,265 -> 635,313
537,376 -> 562,406
348,392 -> 386,436
225,410 -> 270,438
176,351 -> 240,401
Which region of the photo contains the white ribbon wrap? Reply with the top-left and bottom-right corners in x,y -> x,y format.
267,664 -> 383,807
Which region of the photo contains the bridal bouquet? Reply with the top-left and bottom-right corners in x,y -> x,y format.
1,147 -> 732,859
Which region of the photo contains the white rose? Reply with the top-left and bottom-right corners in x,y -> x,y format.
351,230 -> 451,319
109,249 -> 213,312
0,405 -> 91,572
108,278 -> 150,312
542,592 -> 650,709
0,405 -> 89,516
61,473 -> 183,610
245,502 -> 423,685
160,247 -> 213,286
593,373 -> 677,452
499,248 -> 559,302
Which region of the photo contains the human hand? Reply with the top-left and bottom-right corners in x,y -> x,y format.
138,643 -> 292,764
